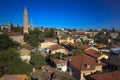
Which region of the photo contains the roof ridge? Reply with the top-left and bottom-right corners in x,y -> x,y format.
79,54 -> 84,70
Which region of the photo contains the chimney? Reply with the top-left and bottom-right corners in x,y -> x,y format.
85,64 -> 90,69
100,51 -> 102,55
97,60 -> 100,64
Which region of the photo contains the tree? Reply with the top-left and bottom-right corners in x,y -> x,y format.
0,34 -> 32,77
11,23 -> 23,33
94,31 -> 109,45
27,35 -> 39,47
24,28 -> 45,47
44,28 -> 57,38
30,52 -> 46,69
0,34 -> 20,50
46,52 -> 66,65
0,48 -> 32,77
71,41 -> 85,55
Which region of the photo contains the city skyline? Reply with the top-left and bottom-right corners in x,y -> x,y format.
0,0 -> 120,29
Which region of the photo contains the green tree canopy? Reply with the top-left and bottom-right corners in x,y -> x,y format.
24,28 -> 57,47
0,34 -> 20,50
0,48 -> 32,77
71,41 -> 85,56
30,52 -> 46,69
0,34 -> 32,77
94,31 -> 109,45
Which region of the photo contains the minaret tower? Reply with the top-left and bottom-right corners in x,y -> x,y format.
23,6 -> 28,34
8,22 -> 11,32
30,19 -> 33,31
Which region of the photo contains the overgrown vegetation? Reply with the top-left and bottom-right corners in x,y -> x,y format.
30,52 -> 46,69
0,34 -> 32,77
24,28 -> 57,47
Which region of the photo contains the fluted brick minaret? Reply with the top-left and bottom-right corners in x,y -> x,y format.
23,6 -> 28,34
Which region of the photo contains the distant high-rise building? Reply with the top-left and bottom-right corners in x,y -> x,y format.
23,6 -> 28,34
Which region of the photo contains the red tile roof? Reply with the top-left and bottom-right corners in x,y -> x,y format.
52,58 -> 67,64
86,49 -> 101,59
0,74 -> 28,80
70,54 -> 104,71
95,44 -> 105,48
64,56 -> 72,61
90,71 -> 120,80
49,44 -> 67,51
79,44 -> 91,49
45,38 -> 57,43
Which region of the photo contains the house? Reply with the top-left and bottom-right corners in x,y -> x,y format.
79,44 -> 91,50
65,47 -> 108,80
49,44 -> 68,55
52,58 -> 67,72
0,74 -> 28,80
96,44 -> 110,53
19,48 -> 31,63
39,38 -> 57,49
82,38 -> 94,44
86,31 -> 98,38
110,32 -> 119,39
94,43 -> 106,49
68,54 -> 105,80
88,70 -> 120,80
78,44 -> 99,52
0,25 -> 8,30
7,32 -> 25,45
86,46 -> 99,52
86,49 -> 108,60
79,44 -> 108,60
102,55 -> 120,71
71,31 -> 87,39
107,44 -> 118,50
59,36 -> 75,44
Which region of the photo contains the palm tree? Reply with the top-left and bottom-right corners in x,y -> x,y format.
71,41 -> 85,55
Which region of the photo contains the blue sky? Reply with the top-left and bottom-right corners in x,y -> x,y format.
0,0 -> 120,29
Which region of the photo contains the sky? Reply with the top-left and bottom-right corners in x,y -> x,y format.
0,0 -> 120,29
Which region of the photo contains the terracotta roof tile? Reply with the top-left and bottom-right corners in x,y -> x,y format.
52,58 -> 67,64
90,71 -> 120,80
0,74 -> 28,80
95,44 -> 105,48
79,44 -> 91,49
86,49 -> 101,59
64,56 -> 72,61
45,38 -> 57,42
49,44 -> 67,51
70,54 -> 105,71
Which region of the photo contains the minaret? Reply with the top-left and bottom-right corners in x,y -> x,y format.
23,6 -> 28,34
30,19 -> 33,31
8,22 -> 11,32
